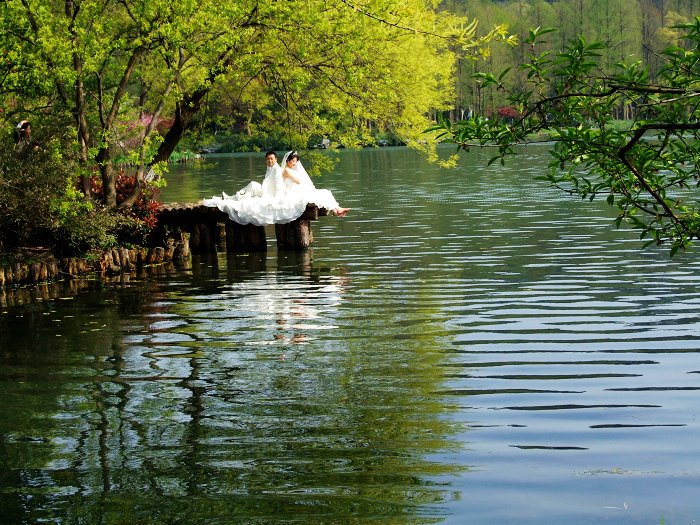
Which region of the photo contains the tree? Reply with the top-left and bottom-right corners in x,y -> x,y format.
1,0 -> 507,208
428,18 -> 700,255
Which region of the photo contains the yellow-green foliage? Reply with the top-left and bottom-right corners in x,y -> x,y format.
1,0 -> 506,184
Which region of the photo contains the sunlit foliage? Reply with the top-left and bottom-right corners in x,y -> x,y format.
429,19 -> 700,255
0,0 -> 507,207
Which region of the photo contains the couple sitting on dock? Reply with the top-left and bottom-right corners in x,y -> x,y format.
203,150 -> 350,226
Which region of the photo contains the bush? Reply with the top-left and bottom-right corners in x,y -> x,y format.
0,120 -> 163,257
89,169 -> 162,246
0,124 -> 119,255
208,130 -> 405,153
211,131 -> 292,153
51,189 -> 120,256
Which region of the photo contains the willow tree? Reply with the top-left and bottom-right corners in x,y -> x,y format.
1,0 -> 509,208
430,19 -> 700,255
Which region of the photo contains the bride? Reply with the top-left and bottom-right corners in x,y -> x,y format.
202,150 -> 350,226
280,151 -> 350,217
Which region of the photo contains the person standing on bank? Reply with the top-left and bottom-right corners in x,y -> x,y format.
13,120 -> 38,153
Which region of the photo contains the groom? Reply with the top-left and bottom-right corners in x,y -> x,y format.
264,150 -> 279,172
222,150 -> 281,200
260,150 -> 283,198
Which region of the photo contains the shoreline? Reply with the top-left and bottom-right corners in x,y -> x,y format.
0,233 -> 190,293
0,257 -> 193,309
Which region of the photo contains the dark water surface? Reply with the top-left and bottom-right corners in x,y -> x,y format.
2,147 -> 700,524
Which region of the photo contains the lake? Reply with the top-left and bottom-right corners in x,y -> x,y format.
1,146 -> 699,524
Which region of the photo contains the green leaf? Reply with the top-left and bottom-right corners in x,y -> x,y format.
487,155 -> 501,167
421,21 -> 700,256
498,67 -> 512,82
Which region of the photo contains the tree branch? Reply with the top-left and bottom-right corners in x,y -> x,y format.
104,48 -> 144,130
337,0 -> 449,40
637,91 -> 700,107
608,83 -> 700,94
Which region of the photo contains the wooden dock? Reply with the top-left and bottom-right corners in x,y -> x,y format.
156,203 -> 328,253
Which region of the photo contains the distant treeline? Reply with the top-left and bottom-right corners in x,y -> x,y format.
442,0 -> 698,120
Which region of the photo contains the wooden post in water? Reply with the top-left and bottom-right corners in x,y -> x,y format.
274,205 -> 325,251
189,222 -> 218,253
275,218 -> 313,250
225,222 -> 267,253
275,205 -> 320,250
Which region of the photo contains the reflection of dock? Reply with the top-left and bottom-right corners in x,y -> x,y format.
156,203 -> 328,253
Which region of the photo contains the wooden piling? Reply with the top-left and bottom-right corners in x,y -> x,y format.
275,218 -> 313,250
225,222 -> 267,253
156,202 -> 326,253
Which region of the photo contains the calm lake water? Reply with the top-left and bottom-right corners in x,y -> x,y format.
2,146 -> 700,524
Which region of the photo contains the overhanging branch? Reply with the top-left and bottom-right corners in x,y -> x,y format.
337,0 -> 449,40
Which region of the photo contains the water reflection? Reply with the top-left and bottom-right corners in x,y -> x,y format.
0,251 -> 462,524
4,146 -> 700,523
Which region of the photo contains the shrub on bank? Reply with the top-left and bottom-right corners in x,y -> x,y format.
89,170 -> 162,246
202,130 -> 405,153
1,123 -> 162,258
0,125 -> 114,255
212,131 -> 292,153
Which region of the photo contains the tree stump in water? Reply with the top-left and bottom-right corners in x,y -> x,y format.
225,222 -> 267,253
275,218 -> 313,250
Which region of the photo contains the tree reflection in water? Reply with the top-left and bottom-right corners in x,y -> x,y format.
0,250 -> 463,524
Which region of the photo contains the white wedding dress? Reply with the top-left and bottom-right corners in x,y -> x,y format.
202,152 -> 340,226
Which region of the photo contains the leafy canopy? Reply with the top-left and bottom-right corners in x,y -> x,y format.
429,17 -> 700,256
1,0 -> 510,205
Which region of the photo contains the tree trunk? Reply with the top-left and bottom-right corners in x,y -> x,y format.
62,0 -> 93,199
74,63 -> 93,198
126,44 -> 242,208
98,158 -> 117,208
150,50 -> 235,168
150,99 -> 201,167
118,94 -> 204,210
94,48 -> 142,208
